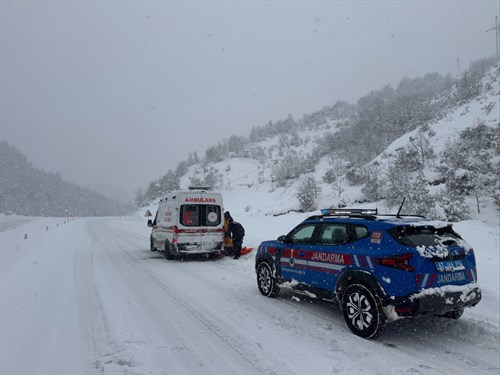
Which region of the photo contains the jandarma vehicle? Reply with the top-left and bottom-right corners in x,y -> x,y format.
255,208 -> 481,338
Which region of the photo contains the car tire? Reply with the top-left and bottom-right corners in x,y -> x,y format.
257,262 -> 280,298
164,241 -> 176,260
341,283 -> 386,339
439,308 -> 464,320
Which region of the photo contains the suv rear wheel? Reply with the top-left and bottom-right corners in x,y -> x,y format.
341,284 -> 386,339
257,262 -> 280,297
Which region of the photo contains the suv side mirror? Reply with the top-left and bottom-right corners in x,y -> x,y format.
147,219 -> 153,227
277,235 -> 288,243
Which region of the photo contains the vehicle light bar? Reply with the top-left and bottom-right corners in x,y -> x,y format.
321,208 -> 378,216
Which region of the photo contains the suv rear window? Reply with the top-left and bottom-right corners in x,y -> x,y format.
180,205 -> 221,227
388,225 -> 462,247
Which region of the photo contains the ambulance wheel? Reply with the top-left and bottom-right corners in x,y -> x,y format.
257,262 -> 280,298
150,237 -> 157,252
164,241 -> 176,260
341,284 -> 385,339
209,251 -> 222,259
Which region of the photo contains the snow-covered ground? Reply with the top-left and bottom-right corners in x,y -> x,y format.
1,67 -> 499,375
1,203 -> 499,374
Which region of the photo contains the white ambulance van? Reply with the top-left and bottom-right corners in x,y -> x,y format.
147,187 -> 224,259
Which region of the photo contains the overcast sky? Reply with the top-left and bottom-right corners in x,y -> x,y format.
1,1 -> 498,201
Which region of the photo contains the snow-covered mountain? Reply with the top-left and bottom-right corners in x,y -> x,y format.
139,59 -> 499,228
0,142 -> 133,217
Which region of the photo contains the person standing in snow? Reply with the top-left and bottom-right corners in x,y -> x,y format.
223,211 -> 234,255
227,215 -> 245,259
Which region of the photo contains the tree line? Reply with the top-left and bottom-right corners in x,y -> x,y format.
0,141 -> 132,217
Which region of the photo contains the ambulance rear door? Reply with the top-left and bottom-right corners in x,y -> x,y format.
178,192 -> 223,252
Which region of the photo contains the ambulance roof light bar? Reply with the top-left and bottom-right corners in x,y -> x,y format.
188,186 -> 211,191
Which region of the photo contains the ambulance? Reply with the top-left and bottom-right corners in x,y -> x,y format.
147,187 -> 224,259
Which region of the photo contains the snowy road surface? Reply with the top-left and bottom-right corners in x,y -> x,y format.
1,215 -> 499,374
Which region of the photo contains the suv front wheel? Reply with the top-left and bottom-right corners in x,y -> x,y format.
341,284 -> 386,339
256,262 -> 280,297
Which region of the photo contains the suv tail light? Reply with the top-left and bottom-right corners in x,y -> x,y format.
377,253 -> 414,272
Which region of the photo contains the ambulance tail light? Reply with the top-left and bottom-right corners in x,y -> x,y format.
172,225 -> 179,243
377,253 -> 414,272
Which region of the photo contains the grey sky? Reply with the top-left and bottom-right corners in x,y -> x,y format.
1,1 -> 498,201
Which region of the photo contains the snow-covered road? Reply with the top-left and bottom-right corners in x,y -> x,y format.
1,215 -> 499,374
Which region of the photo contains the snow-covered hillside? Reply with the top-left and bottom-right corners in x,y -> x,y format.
169,65 -> 499,224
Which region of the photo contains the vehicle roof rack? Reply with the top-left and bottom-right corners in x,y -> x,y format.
377,213 -> 427,219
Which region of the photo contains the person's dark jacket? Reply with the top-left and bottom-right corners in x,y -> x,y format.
228,221 -> 245,243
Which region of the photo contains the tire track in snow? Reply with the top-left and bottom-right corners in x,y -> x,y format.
83,219 -> 285,374
75,223 -> 127,373
146,272 -> 281,375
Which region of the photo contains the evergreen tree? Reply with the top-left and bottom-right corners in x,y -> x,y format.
361,162 -> 383,202
436,188 -> 470,222
296,176 -> 321,212
158,170 -> 180,195
386,163 -> 434,216
437,120 -> 499,213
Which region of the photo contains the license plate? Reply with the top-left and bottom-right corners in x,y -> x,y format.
435,260 -> 465,272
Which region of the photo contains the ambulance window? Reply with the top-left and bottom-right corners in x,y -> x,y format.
179,205 -> 221,226
204,205 -> 221,226
180,205 -> 199,226
157,205 -> 165,224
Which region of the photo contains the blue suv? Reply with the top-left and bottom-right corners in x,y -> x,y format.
255,208 -> 481,338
